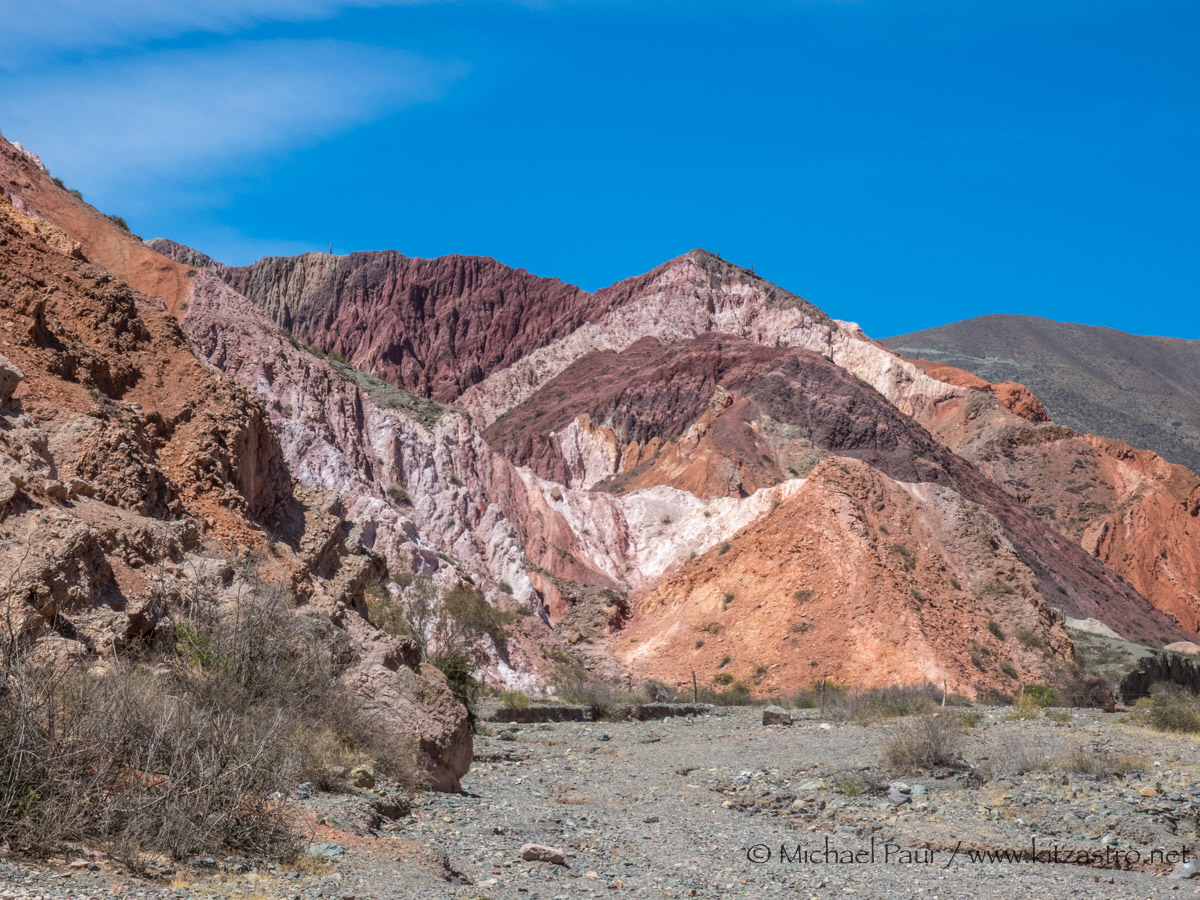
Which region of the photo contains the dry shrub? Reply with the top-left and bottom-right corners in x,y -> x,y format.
973,740 -> 1061,777
1007,692 -> 1042,720
1054,748 -> 1147,777
1147,686 -> 1200,733
881,714 -> 964,773
822,684 -> 945,724
0,654 -> 297,866
0,570 -> 418,867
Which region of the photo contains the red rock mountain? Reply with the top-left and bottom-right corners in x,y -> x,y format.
7,129 -> 1199,702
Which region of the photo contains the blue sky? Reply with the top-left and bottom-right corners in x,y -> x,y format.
0,0 -> 1196,338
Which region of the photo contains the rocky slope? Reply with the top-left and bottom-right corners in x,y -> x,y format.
17,131 -> 1199,700
179,239 -> 1191,696
0,133 -> 471,791
620,457 -> 1075,697
914,361 -> 1200,636
885,313 -> 1200,474
481,333 -> 1188,694
214,250 -> 609,401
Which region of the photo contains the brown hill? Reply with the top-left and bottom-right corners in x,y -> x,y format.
884,314 -> 1200,474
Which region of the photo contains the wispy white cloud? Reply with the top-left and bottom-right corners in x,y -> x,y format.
0,40 -> 464,194
0,0 -> 448,66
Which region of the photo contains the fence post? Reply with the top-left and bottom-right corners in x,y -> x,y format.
692,671 -> 698,704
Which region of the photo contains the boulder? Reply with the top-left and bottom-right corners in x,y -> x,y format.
520,843 -> 566,865
762,706 -> 793,726
1164,642 -> 1200,656
341,617 -> 472,792
349,764 -> 376,789
1169,860 -> 1199,879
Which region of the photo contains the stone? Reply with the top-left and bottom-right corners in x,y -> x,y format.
349,764 -> 376,789
67,477 -> 94,498
520,843 -> 566,865
306,844 -> 345,858
0,352 -> 23,405
762,706 -> 793,726
1169,860 -> 1200,879
887,790 -> 911,806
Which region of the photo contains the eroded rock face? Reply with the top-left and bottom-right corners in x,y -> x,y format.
915,361 -> 1200,636
0,157 -> 473,790
216,251 -> 608,402
485,333 -> 960,494
203,235 -> 1193,685
9,122 -> 1196,713
620,458 -> 1075,699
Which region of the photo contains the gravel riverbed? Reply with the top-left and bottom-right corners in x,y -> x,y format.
3,706 -> 1199,898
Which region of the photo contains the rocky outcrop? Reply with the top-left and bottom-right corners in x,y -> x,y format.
908,358 -> 1049,422
144,237 -> 219,269
0,156 -> 473,790
914,360 -> 1200,636
216,251 -> 610,402
0,351 -> 22,403
0,137 -> 195,314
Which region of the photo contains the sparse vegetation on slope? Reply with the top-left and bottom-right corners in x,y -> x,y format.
0,568 -> 417,868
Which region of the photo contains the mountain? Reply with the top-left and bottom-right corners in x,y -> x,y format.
158,236 -> 1193,695
5,128 -> 1199,705
883,314 -> 1200,474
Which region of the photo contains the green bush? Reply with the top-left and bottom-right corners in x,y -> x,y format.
1023,683 -> 1056,706
498,690 -> 530,710
1147,688 -> 1200,733
889,543 -> 916,571
987,620 -> 1006,641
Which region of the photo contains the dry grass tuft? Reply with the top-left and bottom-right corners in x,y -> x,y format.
881,714 -> 964,773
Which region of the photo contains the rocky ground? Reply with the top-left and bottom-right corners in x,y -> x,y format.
3,705 -> 1200,899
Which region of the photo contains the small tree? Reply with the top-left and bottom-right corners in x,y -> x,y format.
369,576 -> 515,730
